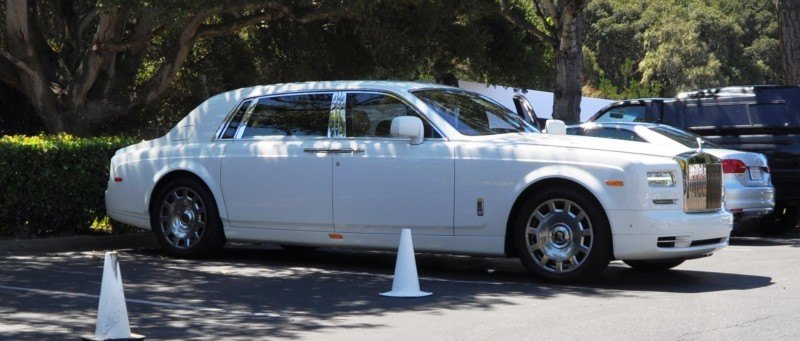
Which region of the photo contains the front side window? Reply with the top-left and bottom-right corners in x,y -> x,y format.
240,93 -> 332,138
594,105 -> 646,123
412,89 -> 535,136
345,92 -> 440,138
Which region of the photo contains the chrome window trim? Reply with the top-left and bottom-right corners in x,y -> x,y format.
341,90 -> 447,140
329,92 -> 346,139
233,101 -> 258,140
213,99 -> 255,141
233,91 -> 337,141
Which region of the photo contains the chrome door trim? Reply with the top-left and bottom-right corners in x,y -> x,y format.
303,147 -> 365,154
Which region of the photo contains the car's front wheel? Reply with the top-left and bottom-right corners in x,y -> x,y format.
151,178 -> 226,257
514,187 -> 612,282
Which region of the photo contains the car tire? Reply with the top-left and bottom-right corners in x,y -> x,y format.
756,205 -> 800,235
514,187 -> 612,282
151,178 -> 226,257
623,259 -> 685,271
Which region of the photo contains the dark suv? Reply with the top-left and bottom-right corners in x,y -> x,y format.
587,86 -> 800,234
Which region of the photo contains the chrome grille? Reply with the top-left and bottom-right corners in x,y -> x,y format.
675,152 -> 723,213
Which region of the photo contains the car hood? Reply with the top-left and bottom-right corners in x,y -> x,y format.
479,133 -> 694,159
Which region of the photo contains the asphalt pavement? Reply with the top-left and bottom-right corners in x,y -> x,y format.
1,231 -> 799,340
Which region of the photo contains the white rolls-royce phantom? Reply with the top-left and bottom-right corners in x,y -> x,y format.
105,81 -> 732,281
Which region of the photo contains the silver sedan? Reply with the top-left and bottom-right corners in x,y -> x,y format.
568,122 -> 774,234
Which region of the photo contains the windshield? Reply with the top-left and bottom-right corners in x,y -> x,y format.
650,125 -> 721,149
411,89 -> 537,136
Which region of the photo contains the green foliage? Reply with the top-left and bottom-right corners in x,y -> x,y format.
100,0 -> 554,133
584,0 -> 780,96
0,134 -> 137,237
597,77 -> 662,100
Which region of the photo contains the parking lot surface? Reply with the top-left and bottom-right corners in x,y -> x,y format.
1,232 -> 799,340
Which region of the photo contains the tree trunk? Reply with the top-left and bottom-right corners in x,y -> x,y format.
499,0 -> 588,124
552,12 -> 584,124
776,0 -> 800,85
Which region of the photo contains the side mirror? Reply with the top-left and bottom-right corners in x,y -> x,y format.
391,116 -> 424,145
544,120 -> 567,135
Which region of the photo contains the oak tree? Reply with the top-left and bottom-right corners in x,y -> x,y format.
0,0 -> 345,135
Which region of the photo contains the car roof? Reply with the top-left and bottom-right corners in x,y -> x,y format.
572,122 -> 663,130
168,80 -> 458,143
229,80 -> 453,97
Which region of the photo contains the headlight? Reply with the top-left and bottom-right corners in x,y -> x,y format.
647,171 -> 675,187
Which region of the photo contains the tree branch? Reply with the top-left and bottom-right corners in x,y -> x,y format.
0,53 -> 24,90
499,0 -> 557,46
294,8 -> 353,23
70,5 -> 125,107
197,4 -> 351,38
532,0 -> 556,38
92,26 -> 164,52
197,11 -> 287,38
130,9 -> 220,110
0,50 -> 38,79
77,8 -> 98,46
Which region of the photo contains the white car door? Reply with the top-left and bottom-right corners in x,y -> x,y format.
220,93 -> 334,232
332,91 -> 455,235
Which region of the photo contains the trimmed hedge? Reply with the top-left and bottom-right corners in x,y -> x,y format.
0,134 -> 138,237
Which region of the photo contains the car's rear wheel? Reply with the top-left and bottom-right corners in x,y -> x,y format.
623,259 -> 685,271
756,205 -> 800,235
151,178 -> 225,257
514,187 -> 611,282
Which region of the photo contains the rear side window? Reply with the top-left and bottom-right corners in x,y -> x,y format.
220,100 -> 251,139
650,126 -> 721,148
749,103 -> 800,127
241,94 -> 332,138
594,105 -> 645,123
684,104 -> 750,128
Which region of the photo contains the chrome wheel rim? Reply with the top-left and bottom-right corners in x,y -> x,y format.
159,187 -> 206,249
525,199 -> 593,273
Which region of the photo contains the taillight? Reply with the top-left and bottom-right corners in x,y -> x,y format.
722,159 -> 747,174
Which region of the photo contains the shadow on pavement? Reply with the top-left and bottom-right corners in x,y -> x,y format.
0,243 -> 775,340
730,230 -> 800,247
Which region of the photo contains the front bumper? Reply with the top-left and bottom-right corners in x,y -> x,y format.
607,209 -> 732,260
725,183 -> 775,212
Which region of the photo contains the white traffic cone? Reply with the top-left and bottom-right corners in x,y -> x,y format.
380,228 -> 432,297
82,251 -> 144,341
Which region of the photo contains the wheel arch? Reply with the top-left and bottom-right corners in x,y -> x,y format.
503,178 -> 612,258
148,169 -> 225,223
